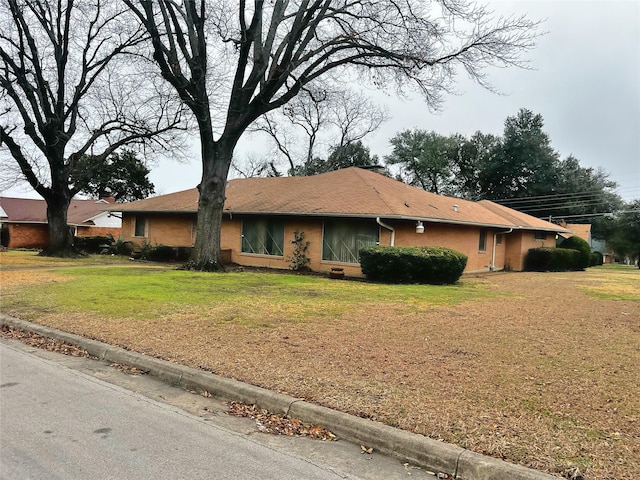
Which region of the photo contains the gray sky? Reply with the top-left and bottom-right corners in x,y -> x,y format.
365,0 -> 640,203
5,1 -> 640,204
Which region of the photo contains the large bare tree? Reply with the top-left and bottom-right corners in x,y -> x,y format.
0,0 -> 183,255
250,87 -> 388,176
125,0 -> 540,271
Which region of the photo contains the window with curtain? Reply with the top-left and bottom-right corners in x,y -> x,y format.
241,218 -> 284,256
322,220 -> 379,263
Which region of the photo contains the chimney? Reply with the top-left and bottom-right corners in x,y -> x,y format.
100,196 -> 116,204
360,165 -> 387,175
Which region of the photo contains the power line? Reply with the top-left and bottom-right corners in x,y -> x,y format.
495,189 -> 616,206
542,209 -> 639,221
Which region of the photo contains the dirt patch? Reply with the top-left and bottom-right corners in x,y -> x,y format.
3,268 -> 639,479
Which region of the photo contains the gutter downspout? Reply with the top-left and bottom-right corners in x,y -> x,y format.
491,228 -> 513,271
376,217 -> 395,246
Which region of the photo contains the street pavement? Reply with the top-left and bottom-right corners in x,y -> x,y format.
0,338 -> 434,479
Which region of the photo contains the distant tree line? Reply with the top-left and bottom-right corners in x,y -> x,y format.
241,106 -> 637,260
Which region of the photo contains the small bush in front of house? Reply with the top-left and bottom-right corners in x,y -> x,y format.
590,251 -> 604,267
559,236 -> 592,269
142,245 -> 193,262
174,247 -> 193,262
359,246 -> 468,284
287,230 -> 311,271
147,245 -> 177,262
74,235 -> 112,254
524,247 -> 582,272
1,224 -> 9,247
101,234 -> 134,256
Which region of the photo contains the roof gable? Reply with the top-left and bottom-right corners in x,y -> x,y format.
0,196 -> 113,225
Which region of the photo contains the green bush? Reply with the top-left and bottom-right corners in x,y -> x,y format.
147,245 -> 177,262
144,245 -> 193,262
524,247 -> 582,272
73,235 -> 112,254
590,251 -> 604,267
559,236 -> 592,269
174,247 -> 193,262
101,234 -> 134,256
359,246 -> 468,284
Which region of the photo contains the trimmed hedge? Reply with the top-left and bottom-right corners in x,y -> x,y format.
145,245 -> 192,262
590,251 -> 604,267
359,246 -> 468,284
73,235 -> 112,254
524,247 -> 582,272
559,236 -> 592,269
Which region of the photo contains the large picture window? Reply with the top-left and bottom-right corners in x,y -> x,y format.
241,218 -> 284,256
322,220 -> 378,263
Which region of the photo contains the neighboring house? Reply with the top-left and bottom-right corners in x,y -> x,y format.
115,167 -> 569,275
559,223 -> 614,263
0,196 -> 122,249
560,223 -> 592,246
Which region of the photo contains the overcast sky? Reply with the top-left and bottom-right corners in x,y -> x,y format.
4,1 -> 639,204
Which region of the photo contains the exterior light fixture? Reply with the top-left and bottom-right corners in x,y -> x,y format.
416,221 -> 425,234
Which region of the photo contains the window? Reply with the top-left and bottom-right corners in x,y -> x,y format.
496,234 -> 503,245
241,218 -> 284,256
534,231 -> 547,240
478,229 -> 487,252
134,216 -> 146,237
322,220 -> 378,263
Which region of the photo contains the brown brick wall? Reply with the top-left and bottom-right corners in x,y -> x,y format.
6,223 -> 49,249
4,223 -> 123,249
504,230 -> 557,271
76,226 -> 122,238
122,213 -> 197,247
129,212 -> 552,275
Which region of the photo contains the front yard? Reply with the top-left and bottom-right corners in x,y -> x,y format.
1,251 -> 638,479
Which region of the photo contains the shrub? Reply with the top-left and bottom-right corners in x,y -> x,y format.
559,236 -> 591,269
590,251 -> 604,266
142,245 -> 193,262
287,230 -> 311,271
174,247 -> 193,262
102,234 -> 134,256
359,246 -> 468,284
147,245 -> 177,262
73,235 -> 112,254
524,247 -> 582,272
1,224 -> 9,247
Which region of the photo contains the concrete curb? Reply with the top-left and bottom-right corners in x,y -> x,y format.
1,315 -> 557,480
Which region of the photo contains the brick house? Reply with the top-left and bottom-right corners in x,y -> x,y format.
116,167 -> 568,275
0,196 -> 122,249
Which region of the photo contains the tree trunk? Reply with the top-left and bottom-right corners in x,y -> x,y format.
40,193 -> 74,257
184,137 -> 234,271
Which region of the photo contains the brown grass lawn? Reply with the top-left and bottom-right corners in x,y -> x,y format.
1,252 -> 638,480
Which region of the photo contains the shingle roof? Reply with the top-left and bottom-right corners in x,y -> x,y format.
116,167 -> 568,232
560,223 -> 592,241
0,197 -> 111,226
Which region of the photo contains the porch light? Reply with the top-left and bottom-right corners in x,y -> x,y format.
416,221 -> 425,234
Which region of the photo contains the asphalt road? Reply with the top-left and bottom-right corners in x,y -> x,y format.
0,339 -> 435,480
0,341 -> 357,480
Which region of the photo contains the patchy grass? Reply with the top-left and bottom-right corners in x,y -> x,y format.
1,261 -> 638,480
0,250 -> 133,269
1,266 -> 495,325
578,267 -> 640,301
